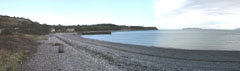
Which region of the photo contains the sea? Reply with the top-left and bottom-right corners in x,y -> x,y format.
82,30 -> 240,51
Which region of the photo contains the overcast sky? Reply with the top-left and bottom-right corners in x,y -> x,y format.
154,0 -> 240,29
1,0 -> 240,29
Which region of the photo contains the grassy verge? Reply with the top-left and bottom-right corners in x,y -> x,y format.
0,34 -> 44,71
25,34 -> 48,40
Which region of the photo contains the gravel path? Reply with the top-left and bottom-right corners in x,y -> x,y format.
21,33 -> 240,71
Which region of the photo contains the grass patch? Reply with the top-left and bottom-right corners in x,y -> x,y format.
25,34 -> 48,40
0,34 -> 37,71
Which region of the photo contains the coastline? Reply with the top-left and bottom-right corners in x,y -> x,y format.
58,33 -> 240,70
82,30 -> 240,51
21,33 -> 240,71
77,33 -> 240,62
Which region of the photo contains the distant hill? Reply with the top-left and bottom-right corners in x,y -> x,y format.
0,15 -> 50,35
69,24 -> 158,32
0,15 -> 32,28
182,28 -> 202,30
0,15 -> 158,34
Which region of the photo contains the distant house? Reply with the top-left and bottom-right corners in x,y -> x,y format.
56,29 -> 62,32
66,28 -> 75,32
50,28 -> 56,33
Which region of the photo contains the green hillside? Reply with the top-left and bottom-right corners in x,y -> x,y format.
0,15 -> 50,35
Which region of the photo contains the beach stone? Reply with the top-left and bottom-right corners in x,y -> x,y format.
58,46 -> 64,53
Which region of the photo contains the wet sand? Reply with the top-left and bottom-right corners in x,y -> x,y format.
21,33 -> 240,71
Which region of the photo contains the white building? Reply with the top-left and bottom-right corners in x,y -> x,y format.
66,28 -> 75,32
50,28 -> 56,33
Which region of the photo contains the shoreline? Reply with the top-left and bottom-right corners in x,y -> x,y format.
21,33 -> 240,71
75,34 -> 240,62
57,33 -> 240,70
81,35 -> 240,52
81,30 -> 240,51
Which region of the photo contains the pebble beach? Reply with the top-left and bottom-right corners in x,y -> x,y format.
21,33 -> 240,71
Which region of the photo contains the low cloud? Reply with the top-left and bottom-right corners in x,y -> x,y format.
154,0 -> 240,29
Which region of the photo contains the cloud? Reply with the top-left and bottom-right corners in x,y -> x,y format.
153,0 -> 240,29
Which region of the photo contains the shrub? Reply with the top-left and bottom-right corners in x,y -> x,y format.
54,43 -> 62,46
1,29 -> 14,35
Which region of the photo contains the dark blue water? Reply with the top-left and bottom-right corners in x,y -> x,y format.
82,30 -> 240,51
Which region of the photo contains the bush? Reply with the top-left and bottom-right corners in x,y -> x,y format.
54,43 -> 62,46
1,29 -> 14,35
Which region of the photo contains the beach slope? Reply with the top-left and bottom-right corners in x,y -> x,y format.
21,33 -> 240,71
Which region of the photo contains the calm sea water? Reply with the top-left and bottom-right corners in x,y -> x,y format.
82,30 -> 240,51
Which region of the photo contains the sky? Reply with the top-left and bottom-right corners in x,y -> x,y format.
1,0 -> 240,29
